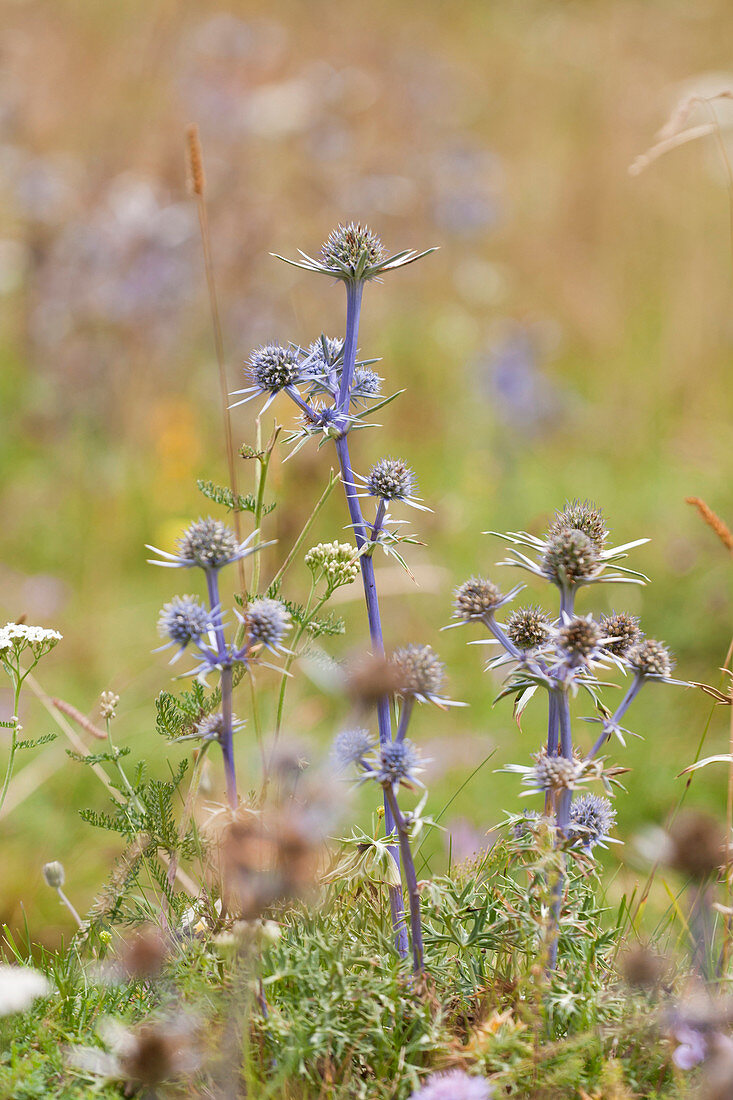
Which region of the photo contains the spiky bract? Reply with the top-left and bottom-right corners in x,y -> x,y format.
374,740 -> 422,789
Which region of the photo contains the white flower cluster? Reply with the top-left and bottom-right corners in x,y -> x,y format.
0,965 -> 51,1016
0,622 -> 62,660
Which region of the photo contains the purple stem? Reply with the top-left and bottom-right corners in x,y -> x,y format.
384,784 -> 424,975
333,286 -> 409,959
206,569 -> 238,810
395,699 -> 414,743
588,673 -> 644,759
337,281 -> 364,412
548,689 -> 572,970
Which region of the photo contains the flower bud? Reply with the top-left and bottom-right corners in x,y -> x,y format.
42,861 -> 65,889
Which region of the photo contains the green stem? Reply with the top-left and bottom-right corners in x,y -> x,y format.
273,585 -> 328,741
0,677 -> 23,814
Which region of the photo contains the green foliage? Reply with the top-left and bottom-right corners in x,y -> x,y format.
197,478 -> 276,516
264,593 -> 345,638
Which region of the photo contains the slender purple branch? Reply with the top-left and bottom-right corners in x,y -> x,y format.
332,288 -> 409,959
588,673 -> 644,759
337,281 -> 364,411
206,569 -> 237,809
395,699 -> 414,743
384,785 -> 424,974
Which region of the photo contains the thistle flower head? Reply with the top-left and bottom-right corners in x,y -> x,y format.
453,577 -> 503,621
246,598 -> 291,653
506,605 -> 552,651
408,1069 -> 493,1100
529,749 -> 579,793
248,344 -> 300,393
600,612 -> 642,656
627,638 -> 674,679
306,336 -> 343,369
157,595 -> 210,647
542,529 -> 600,587
177,518 -> 240,570
569,793 -> 617,851
392,644 -> 444,701
352,366 -> 383,401
332,728 -> 374,770
320,222 -> 384,275
547,499 -> 608,551
555,615 -> 603,660
372,739 -> 423,790
366,457 -> 415,501
193,713 -> 230,743
305,542 -> 359,591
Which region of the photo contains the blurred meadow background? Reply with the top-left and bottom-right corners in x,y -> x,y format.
1,0 -> 732,948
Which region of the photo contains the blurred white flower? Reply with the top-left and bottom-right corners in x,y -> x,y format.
0,965 -> 51,1016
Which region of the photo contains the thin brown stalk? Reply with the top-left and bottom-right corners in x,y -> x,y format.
186,123 -> 246,594
686,496 -> 733,553
51,697 -> 107,741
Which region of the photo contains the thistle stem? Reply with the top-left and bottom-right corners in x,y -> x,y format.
395,699 -> 414,743
587,673 -> 644,759
337,281 -> 364,411
332,281 -> 409,959
206,569 -> 238,810
384,785 -> 424,974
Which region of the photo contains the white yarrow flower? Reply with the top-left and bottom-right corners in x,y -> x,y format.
0,965 -> 51,1016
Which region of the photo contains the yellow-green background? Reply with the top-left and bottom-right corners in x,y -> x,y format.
1,0 -> 732,946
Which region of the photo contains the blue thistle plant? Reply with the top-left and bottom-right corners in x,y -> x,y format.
458,502 -> 688,969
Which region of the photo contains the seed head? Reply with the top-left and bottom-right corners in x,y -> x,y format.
392,644 -> 444,700
569,793 -> 616,850
320,222 -> 384,274
332,728 -> 373,770
556,615 -> 603,659
409,1069 -> 493,1100
548,500 -> 608,551
453,577 -> 503,621
667,811 -> 724,878
246,598 -> 291,652
305,542 -> 359,590
248,344 -> 300,393
345,653 -> 403,708
620,944 -> 667,990
157,595 -> 210,646
375,740 -> 422,789
177,518 -> 240,570
306,336 -> 343,369
627,638 -> 673,679
43,861 -> 65,889
600,612 -> 642,656
366,457 -> 415,502
531,750 -> 578,792
542,529 -> 600,587
506,605 -> 552,650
